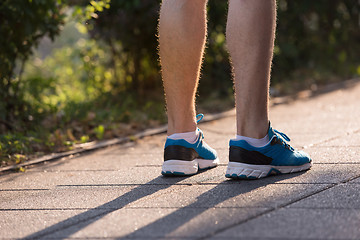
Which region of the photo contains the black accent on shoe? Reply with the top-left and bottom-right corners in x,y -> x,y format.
229,146 -> 273,165
164,145 -> 199,161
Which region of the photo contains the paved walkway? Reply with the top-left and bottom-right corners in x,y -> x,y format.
1,80 -> 360,239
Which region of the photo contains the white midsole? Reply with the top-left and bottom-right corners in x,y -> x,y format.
226,161 -> 312,178
162,158 -> 219,175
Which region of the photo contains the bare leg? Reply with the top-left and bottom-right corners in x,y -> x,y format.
158,0 -> 208,135
227,0 -> 277,138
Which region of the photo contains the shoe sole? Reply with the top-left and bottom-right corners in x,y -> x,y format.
225,161 -> 312,179
162,158 -> 219,176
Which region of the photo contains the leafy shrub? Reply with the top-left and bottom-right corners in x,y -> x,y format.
1,0 -> 359,166
0,0 -> 66,131
273,0 -> 360,92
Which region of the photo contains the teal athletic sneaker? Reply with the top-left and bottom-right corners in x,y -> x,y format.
162,114 -> 219,176
226,124 -> 312,179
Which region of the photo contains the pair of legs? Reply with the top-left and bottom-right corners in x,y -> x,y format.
159,0 -> 276,139
159,0 -> 312,178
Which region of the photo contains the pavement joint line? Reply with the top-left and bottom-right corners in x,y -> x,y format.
53,182 -> 331,188
286,207 -> 360,210
0,208 -> 95,211
0,237 -> 349,240
0,206 -> 272,211
21,162 -> 360,174
13,177 -> 357,239
27,169 -> 128,172
315,145 -> 360,148
339,173 -> 360,184
200,170 -> 360,239
0,183 -> 332,192
196,183 -> 336,240
21,209 -> 113,239
100,152 -> 164,156
196,238 -> 358,240
313,162 -> 360,164
56,183 -> 194,187
135,165 -> 162,167
0,188 -> 50,191
3,80 -> 360,239
24,162 -> 360,173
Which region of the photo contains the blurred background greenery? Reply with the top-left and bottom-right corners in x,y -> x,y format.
1,0 -> 359,167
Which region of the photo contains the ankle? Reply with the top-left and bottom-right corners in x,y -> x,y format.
167,122 -> 197,136
237,120 -> 269,139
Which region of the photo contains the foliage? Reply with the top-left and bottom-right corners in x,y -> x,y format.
201,1 -> 233,101
273,0 -> 360,93
0,0 -> 66,131
72,0 -> 110,22
204,0 -> 360,96
87,0 -> 162,95
1,0 -> 360,167
86,0 -> 360,99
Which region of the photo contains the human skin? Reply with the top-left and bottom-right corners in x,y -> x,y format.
158,0 -> 276,139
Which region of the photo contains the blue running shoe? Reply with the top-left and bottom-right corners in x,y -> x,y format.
162,114 -> 219,176
226,124 -> 312,179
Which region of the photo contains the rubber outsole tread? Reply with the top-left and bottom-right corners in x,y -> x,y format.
225,164 -> 311,180
161,171 -> 189,176
162,162 -> 218,176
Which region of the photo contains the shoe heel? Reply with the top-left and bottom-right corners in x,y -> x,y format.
197,158 -> 219,170
162,160 -> 198,176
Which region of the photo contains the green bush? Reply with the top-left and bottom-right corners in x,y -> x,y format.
1,0 -> 359,166
273,0 -> 360,93
0,0 -> 66,131
88,0 -> 162,96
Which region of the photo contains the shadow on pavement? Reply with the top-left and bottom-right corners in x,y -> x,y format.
118,172 -> 306,239
23,169 -> 306,239
22,176 -> 185,239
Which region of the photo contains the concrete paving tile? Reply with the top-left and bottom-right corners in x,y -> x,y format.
1,82 -> 360,239
19,141 -> 229,174
279,133 -> 328,149
20,141 -> 164,172
24,150 -> 164,172
321,131 -> 360,147
40,207 -> 268,239
0,182 -> 329,210
0,166 -> 225,189
126,183 -> 330,209
271,112 -> 360,138
274,163 -> 360,184
203,164 -> 360,184
18,128 -> 229,173
349,177 -> 360,183
288,183 -> 360,209
0,209 -> 94,239
0,187 -> 137,210
306,146 -> 360,163
2,163 -> 359,191
210,208 -> 360,240
268,89 -> 360,144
